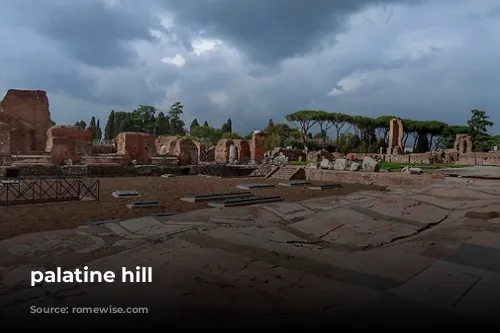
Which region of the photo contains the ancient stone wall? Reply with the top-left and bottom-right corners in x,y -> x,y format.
45,126 -> 93,165
0,89 -> 52,152
270,147 -> 305,161
454,134 -> 473,153
155,135 -> 198,165
306,168 -> 442,187
0,122 -> 10,156
250,131 -> 265,162
46,125 -> 92,152
458,152 -> 500,165
387,118 -> 404,154
82,154 -> 124,165
155,135 -> 178,155
232,139 -> 251,161
195,142 -> 207,162
91,144 -> 116,154
215,139 -> 232,162
116,132 -> 156,164
306,151 -> 336,162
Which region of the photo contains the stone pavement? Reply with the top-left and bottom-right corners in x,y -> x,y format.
2,176 -> 500,327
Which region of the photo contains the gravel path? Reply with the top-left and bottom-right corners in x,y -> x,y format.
0,176 -> 382,240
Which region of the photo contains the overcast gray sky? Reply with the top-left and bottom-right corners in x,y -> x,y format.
0,0 -> 499,134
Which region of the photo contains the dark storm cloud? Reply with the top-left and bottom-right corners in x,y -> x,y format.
161,0 -> 422,65
0,0 -> 165,68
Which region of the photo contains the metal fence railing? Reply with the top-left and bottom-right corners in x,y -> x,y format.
0,177 -> 100,206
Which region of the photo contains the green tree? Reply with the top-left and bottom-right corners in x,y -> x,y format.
468,109 -> 494,152
313,111 -> 335,147
168,102 -> 185,135
104,110 -> 115,140
265,119 -> 274,132
416,132 -> 429,153
424,121 -> 448,151
330,113 -> 352,152
89,116 -> 96,141
119,113 -> 134,132
285,110 -> 319,148
203,121 -> 209,127
221,118 -> 233,133
155,112 -> 170,135
130,105 -> 157,134
74,120 -> 87,129
437,125 -> 470,149
190,125 -> 222,146
95,119 -> 102,140
374,115 -> 396,146
190,119 -> 200,133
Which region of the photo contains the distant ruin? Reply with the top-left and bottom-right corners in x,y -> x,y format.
387,118 -> 403,155
0,89 -> 267,169
0,89 -> 53,154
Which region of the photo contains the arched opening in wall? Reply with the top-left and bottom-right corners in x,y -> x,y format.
238,141 -> 251,162
224,140 -> 233,162
462,140 -> 467,154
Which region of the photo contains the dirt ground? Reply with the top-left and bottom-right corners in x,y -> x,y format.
0,176 -> 383,240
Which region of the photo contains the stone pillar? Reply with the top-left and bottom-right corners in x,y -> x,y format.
388,118 -> 404,154
453,134 -> 473,154
229,144 -> 237,163
250,130 -> 265,163
0,122 -> 11,156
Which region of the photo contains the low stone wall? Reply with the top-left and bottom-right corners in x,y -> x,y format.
458,152 -> 500,165
0,165 -> 185,177
305,168 -> 443,187
82,155 -> 124,164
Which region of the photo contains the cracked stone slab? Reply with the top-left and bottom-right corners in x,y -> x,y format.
288,208 -> 418,248
426,187 -> 494,200
342,193 -> 379,205
407,195 -> 474,210
262,202 -> 313,221
322,219 -> 417,248
206,226 -> 305,249
300,198 -> 351,211
7,233 -> 103,257
358,198 -> 448,225
391,266 -> 480,309
119,217 -> 202,236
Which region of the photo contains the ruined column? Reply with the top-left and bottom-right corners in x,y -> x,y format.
387,118 -> 404,154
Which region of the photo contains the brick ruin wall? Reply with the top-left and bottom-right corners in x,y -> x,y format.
116,132 -> 157,164
46,126 -> 93,165
154,135 -> 199,165
0,89 -> 52,153
301,150 -> 500,166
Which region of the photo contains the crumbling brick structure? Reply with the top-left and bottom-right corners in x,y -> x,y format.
46,126 -> 93,165
214,139 -> 252,163
0,89 -> 52,153
155,135 -> 198,165
250,130 -> 265,163
116,132 -> 156,164
388,118 -> 404,154
215,139 -> 233,162
454,134 -> 473,154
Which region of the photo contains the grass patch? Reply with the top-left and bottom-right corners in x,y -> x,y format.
290,161 -> 309,166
